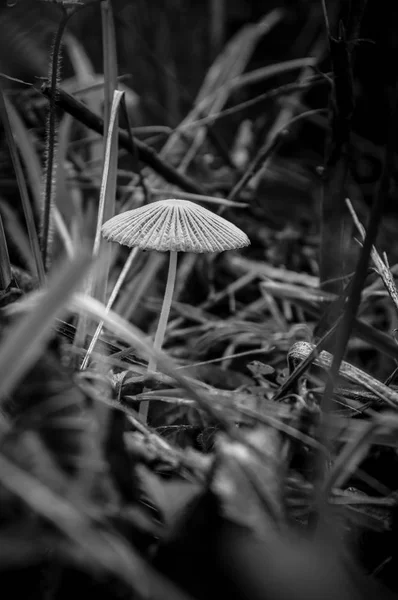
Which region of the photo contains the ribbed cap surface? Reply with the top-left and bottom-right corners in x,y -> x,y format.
102,199 -> 250,253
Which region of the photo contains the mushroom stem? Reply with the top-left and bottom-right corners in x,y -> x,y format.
140,250 -> 178,421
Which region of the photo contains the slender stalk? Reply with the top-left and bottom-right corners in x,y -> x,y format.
152,251 -> 178,358
80,247 -> 139,370
94,0 -> 119,305
140,251 -> 178,421
41,8 -> 71,270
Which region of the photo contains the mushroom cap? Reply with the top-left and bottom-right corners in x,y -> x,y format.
101,199 -> 250,253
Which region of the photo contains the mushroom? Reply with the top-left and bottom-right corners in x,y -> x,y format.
102,198 -> 250,420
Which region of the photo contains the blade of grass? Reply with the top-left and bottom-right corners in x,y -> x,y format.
83,0 -> 120,331
287,341 -> 398,409
91,88 -> 123,280
92,107 -> 120,302
96,0 -> 119,303
73,89 -> 124,359
80,246 -> 139,370
0,87 -> 45,285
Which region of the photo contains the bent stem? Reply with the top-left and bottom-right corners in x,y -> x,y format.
80,246 -> 139,370
140,250 -> 178,422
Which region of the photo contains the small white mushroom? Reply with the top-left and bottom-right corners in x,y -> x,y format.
102,198 -> 250,420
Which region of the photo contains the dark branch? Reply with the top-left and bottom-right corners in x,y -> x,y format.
40,83 -> 207,196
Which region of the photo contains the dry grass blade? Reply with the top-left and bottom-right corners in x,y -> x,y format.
80,246 -> 139,369
251,258 -> 398,363
73,89 -> 124,357
272,324 -> 340,402
0,248 -> 92,402
92,89 -> 123,298
96,0 -> 119,303
288,341 -> 398,409
0,87 -> 45,285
